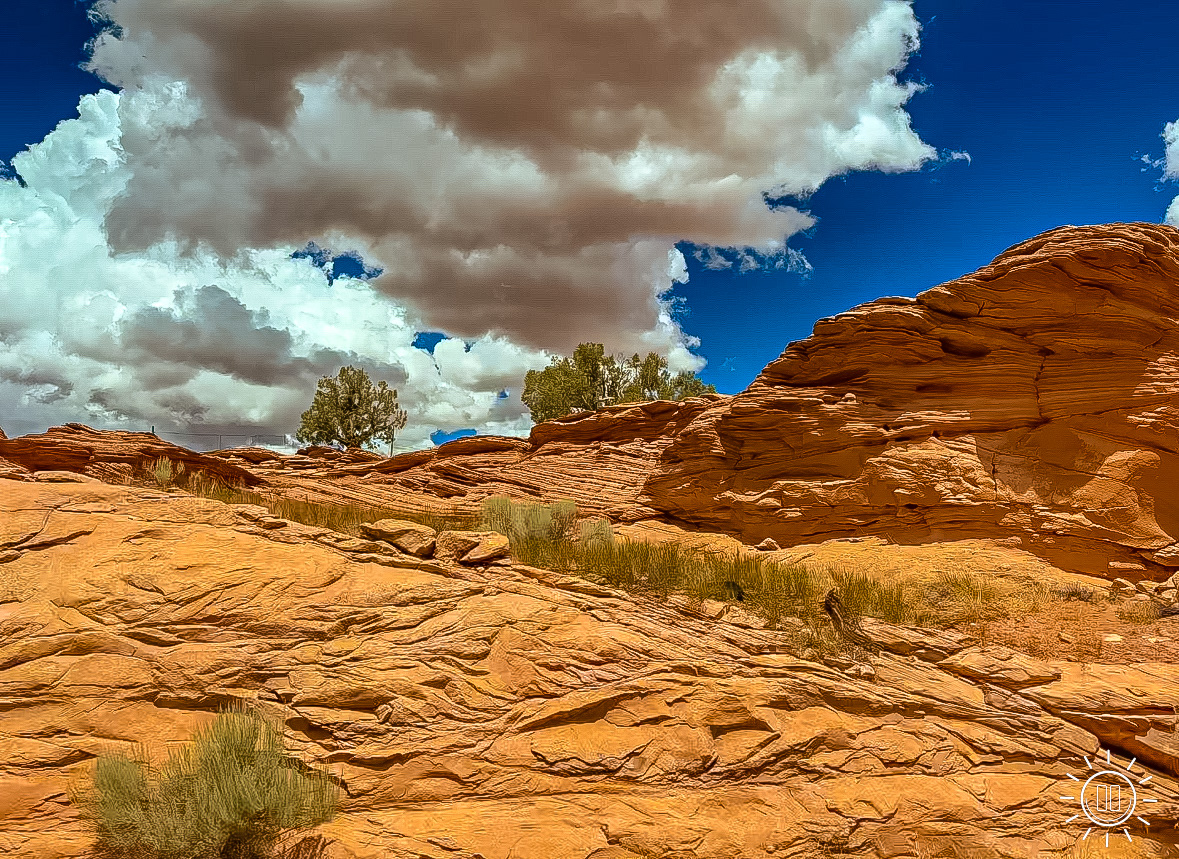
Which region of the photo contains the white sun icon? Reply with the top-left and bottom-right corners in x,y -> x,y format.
1061,747 -> 1159,848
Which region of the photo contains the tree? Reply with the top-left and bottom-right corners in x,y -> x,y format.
521,342 -> 717,423
295,366 -> 408,455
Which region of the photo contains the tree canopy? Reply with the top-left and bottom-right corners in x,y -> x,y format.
295,365 -> 408,454
521,342 -> 717,423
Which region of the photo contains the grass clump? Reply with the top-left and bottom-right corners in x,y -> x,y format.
68,697 -> 340,859
180,468 -> 479,537
480,496 -> 579,570
149,457 -> 186,489
1116,599 -> 1163,624
917,567 -> 1006,627
1053,582 -> 1102,603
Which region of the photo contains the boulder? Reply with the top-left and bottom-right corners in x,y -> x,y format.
357,519 -> 437,557
461,532 -> 511,564
435,530 -> 510,564
755,537 -> 781,551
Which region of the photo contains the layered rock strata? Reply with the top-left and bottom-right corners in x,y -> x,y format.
5,223 -> 1179,586
3,475 -> 1179,859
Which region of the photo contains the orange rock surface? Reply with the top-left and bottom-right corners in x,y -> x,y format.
6,223 -> 1179,857
274,222 -> 1179,585
3,475 -> 1179,859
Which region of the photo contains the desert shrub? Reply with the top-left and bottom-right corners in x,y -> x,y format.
68,697 -> 340,859
148,457 -> 186,489
1117,599 -> 1163,624
1054,583 -> 1099,603
480,496 -> 579,571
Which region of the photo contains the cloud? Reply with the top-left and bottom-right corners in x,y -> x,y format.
1162,120 -> 1179,227
0,88 -> 541,449
0,0 -> 939,450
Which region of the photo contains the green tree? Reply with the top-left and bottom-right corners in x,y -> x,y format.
295,366 -> 408,455
522,342 -> 716,423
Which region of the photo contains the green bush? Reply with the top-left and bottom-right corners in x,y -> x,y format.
149,457 -> 186,489
68,697 -> 340,859
480,496 -> 579,571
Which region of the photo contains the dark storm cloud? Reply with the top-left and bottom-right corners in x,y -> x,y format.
117,284 -> 406,389
85,0 -> 934,358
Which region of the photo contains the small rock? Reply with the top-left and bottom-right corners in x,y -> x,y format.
359,519 -> 438,558
846,664 -> 876,680
755,537 -> 781,551
434,530 -> 483,560
1110,561 -> 1147,573
723,606 -> 767,629
462,533 -> 511,564
1103,634 -> 1123,643
1130,593 -> 1151,603
1058,631 -> 1075,643
698,599 -> 727,620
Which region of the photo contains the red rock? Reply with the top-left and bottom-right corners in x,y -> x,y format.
640,222 -> 1179,582
5,477 -> 1179,859
0,423 -> 265,489
301,225 -> 1179,583
205,446 -> 286,465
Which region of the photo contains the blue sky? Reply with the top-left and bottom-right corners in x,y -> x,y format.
669,3 -> 1179,389
1,1 -> 1176,451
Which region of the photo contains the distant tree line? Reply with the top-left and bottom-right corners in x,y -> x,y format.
297,344 -> 715,453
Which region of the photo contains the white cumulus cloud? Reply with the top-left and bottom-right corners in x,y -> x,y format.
0,0 -> 942,452
1162,120 -> 1179,227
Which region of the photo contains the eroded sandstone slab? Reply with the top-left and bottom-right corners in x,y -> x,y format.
3,478 -> 1179,859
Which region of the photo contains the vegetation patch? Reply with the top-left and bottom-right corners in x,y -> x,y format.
68,697 -> 340,859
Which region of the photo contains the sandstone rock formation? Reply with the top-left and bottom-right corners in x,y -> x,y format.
4,475 -> 1179,859
214,222 -> 1179,588
0,422 -> 264,489
646,222 -> 1179,585
9,221 -> 1179,855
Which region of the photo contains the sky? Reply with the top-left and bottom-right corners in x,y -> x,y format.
1,1 -> 1177,454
